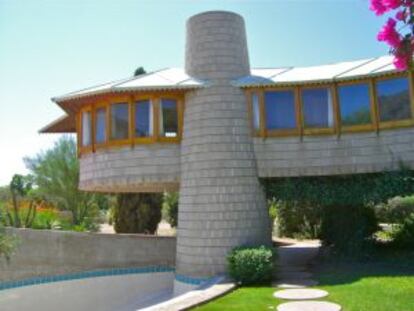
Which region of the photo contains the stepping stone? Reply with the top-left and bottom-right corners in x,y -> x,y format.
273,288 -> 328,300
277,301 -> 341,311
277,271 -> 313,280
273,279 -> 319,289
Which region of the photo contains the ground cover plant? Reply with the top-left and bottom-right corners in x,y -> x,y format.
195,248 -> 414,311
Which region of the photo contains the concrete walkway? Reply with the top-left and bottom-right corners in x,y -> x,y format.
273,239 -> 342,311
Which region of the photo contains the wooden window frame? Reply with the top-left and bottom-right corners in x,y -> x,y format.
79,105 -> 93,155
337,79 -> 376,134
131,95 -> 156,145
375,73 -> 414,130
262,87 -> 300,137
93,102 -> 109,150
300,84 -> 337,136
246,89 -> 262,137
108,95 -> 132,147
158,96 -> 183,143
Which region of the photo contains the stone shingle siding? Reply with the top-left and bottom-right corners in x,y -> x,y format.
254,127 -> 414,177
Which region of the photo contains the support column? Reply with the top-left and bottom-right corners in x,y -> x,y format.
175,11 -> 271,294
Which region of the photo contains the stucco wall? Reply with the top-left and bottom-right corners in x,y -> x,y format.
0,228 -> 176,282
254,127 -> 414,177
79,144 -> 181,192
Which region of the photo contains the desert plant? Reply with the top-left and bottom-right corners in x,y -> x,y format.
375,195 -> 414,224
162,192 -> 178,227
227,245 -> 276,285
113,193 -> 163,234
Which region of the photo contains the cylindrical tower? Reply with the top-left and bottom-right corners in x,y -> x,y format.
175,11 -> 271,292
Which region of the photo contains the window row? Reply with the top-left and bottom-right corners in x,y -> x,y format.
249,74 -> 414,136
79,96 -> 182,151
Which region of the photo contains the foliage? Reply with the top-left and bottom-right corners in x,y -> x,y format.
321,204 -> 378,256
390,213 -> 414,248
162,192 -> 178,227
263,169 -> 414,254
271,200 -> 321,239
113,193 -> 163,234
24,136 -> 107,227
227,246 -> 275,285
134,67 -> 146,76
0,210 -> 18,261
369,0 -> 414,70
375,195 -> 414,223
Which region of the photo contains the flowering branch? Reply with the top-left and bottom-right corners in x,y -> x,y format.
370,0 -> 414,70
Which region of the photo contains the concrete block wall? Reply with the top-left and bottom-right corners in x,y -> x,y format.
0,228 -> 176,282
254,127 -> 414,177
79,144 -> 180,192
175,11 -> 271,282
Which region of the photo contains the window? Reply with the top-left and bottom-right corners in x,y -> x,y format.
135,100 -> 153,137
160,99 -> 178,138
338,83 -> 371,126
81,111 -> 92,147
251,92 -> 260,131
95,107 -> 106,144
377,77 -> 412,122
110,102 -> 129,140
302,88 -> 334,128
265,90 -> 296,130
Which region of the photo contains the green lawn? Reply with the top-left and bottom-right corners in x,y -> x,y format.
194,256 -> 414,311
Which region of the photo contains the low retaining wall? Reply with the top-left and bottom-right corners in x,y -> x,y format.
0,228 -> 176,282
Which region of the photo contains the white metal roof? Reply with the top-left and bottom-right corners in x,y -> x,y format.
52,68 -> 205,102
234,56 -> 396,87
53,56 -> 399,102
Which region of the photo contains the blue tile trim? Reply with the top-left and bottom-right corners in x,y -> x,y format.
0,266 -> 174,292
174,274 -> 213,286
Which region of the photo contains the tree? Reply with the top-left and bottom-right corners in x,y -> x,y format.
134,67 -> 146,77
370,0 -> 414,70
24,136 -> 98,226
163,192 -> 178,228
113,193 -> 162,234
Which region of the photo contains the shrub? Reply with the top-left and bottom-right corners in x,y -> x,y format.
162,192 -> 178,227
227,245 -> 275,285
113,193 -> 163,234
390,214 -> 414,249
273,200 -> 322,239
375,195 -> 414,224
321,204 -> 378,256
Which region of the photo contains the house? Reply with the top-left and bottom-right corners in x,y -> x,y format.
41,11 -> 414,292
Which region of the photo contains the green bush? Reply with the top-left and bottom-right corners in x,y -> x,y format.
390,214 -> 414,249
162,192 -> 178,227
321,204 -> 378,256
113,193 -> 163,234
274,200 -> 322,239
227,245 -> 275,285
375,195 -> 414,224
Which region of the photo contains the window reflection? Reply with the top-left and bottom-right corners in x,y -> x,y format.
338,83 -> 371,126
302,88 -> 334,128
265,90 -> 296,130
252,93 -> 260,131
111,103 -> 129,140
135,100 -> 153,137
95,107 -> 106,143
160,99 -> 178,138
82,111 -> 92,147
377,77 -> 412,122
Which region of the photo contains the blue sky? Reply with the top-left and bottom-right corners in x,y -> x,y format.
0,0 -> 390,186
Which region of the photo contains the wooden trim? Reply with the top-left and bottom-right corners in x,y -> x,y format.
331,83 -> 340,137
369,79 -> 380,133
258,90 -> 266,137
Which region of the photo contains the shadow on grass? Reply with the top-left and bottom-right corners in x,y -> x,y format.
313,244 -> 414,286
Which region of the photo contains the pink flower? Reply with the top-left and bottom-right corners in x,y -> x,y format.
377,18 -> 402,48
370,0 -> 388,15
395,10 -> 406,21
393,54 -> 409,70
383,0 -> 401,10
